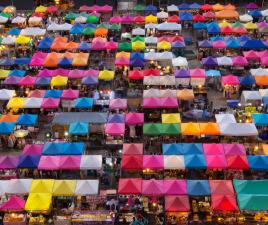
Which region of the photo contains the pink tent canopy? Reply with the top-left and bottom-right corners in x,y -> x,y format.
0,156 -> 18,169
23,144 -> 44,155
83,69 -> 99,77
160,97 -> 178,108
243,50 -> 260,60
258,50 -> 268,58
121,15 -> 133,24
19,76 -> 37,86
99,5 -> 113,12
109,99 -> 127,110
189,68 -> 205,78
105,41 -> 118,50
143,97 -> 161,108
143,155 -> 163,170
115,57 -> 130,66
53,69 -> 70,76
47,5 -> 58,13
37,69 -> 54,77
142,179 -> 164,196
118,178 -> 142,194
221,75 -> 240,85
164,180 -> 187,195
125,113 -> 144,125
91,41 -> 106,50
29,57 -> 45,67
79,5 -> 91,12
203,144 -> 224,155
212,40 -> 226,49
205,155 -> 227,169
209,180 -> 235,195
61,89 -> 79,100
165,195 -> 190,212
68,69 -> 86,79
105,123 -> 125,136
109,16 -> 122,23
223,144 -> 246,156
0,195 -> 25,211
29,90 -> 46,98
232,56 -> 248,66
59,156 -> 81,170
41,98 -> 60,109
122,143 -> 143,155
203,11 -> 215,18
257,21 -> 268,28
261,57 -> 268,66
38,156 -> 60,170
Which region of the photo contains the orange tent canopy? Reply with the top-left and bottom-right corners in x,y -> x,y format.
255,76 -> 268,86
224,4 -> 236,10
0,114 -> 19,122
51,41 -> 67,51
54,37 -> 68,43
72,53 -> 89,66
94,28 -> 108,37
44,53 -> 60,67
65,42 -> 79,50
63,52 -> 75,58
216,10 -> 239,19
177,89 -> 194,101
181,123 -> 200,136
199,123 -> 220,135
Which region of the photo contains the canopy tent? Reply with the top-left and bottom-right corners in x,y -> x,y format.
25,193 -> 52,211
237,194 -> 268,211
209,180 -> 235,195
162,143 -> 183,155
122,143 -> 143,155
118,178 -> 142,194
252,114 -> 268,126
143,155 -> 163,170
142,179 -> 164,196
187,180 -> 211,196
226,155 -> 249,170
30,179 -> 54,193
165,196 -> 190,212
0,156 -> 18,169
125,113 -> 144,125
248,156 -> 268,170
203,144 -> 224,155
52,180 -> 76,196
8,179 -> 32,194
69,122 -> 89,135
164,155 -> 185,170
121,155 -> 143,170
0,195 -> 25,211
184,155 -> 206,169
211,195 -> 238,211
42,142 -> 84,155
75,180 -> 99,195
219,123 -> 258,136
80,155 -> 102,170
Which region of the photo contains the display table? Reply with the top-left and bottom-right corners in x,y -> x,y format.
54,215 -> 71,225
3,213 -> 26,225
29,215 -> 46,225
72,210 -> 115,225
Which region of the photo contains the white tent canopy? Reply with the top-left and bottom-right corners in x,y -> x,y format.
21,27 -> 46,36
75,180 -> 99,195
167,4 -> 179,12
1,36 -> 16,45
215,113 -> 236,124
145,36 -> 157,44
191,77 -> 206,86
0,89 -> 15,100
143,89 -> 161,98
143,76 -> 160,85
12,16 -> 26,24
28,16 -> 42,24
219,123 -> 258,136
47,22 -> 72,31
160,76 -> 176,86
0,180 -> 8,195
157,11 -> 168,19
157,51 -> 174,60
261,9 -> 268,17
144,52 -> 158,60
80,155 -> 102,170
132,27 -> 145,36
217,56 -> 233,66
157,22 -> 181,31
250,68 -> 268,76
172,56 -> 188,67
239,14 -> 253,22
259,89 -> 268,97
160,89 -> 177,97
164,155 -> 185,169
75,16 -> 87,23
145,23 -> 157,29
24,98 -> 43,108
175,78 -> 190,86
0,16 -> 8,24
8,179 -> 33,194
241,91 -> 262,105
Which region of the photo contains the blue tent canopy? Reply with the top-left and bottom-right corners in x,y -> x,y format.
45,90 -> 63,98
185,154 -> 206,169
189,3 -> 200,9
178,3 -> 189,10
9,69 -> 26,77
35,77 -> 51,86
202,56 -> 217,66
81,76 -> 98,85
8,28 -> 21,36
179,12 -> 192,21
238,35 -> 251,43
250,10 -> 262,17
130,58 -> 145,67
42,142 -> 63,155
263,97 -> 268,107
145,5 -> 157,15
206,69 -> 221,77
227,39 -> 241,49
193,22 -> 207,30
182,143 -> 203,154
241,40 -> 267,49
130,52 -> 144,60
0,58 -> 14,66
187,180 -> 211,196
198,40 -> 212,48
0,122 -> 15,134
107,114 -> 125,123
69,122 -> 89,135
172,41 -> 186,48
207,23 -> 220,34
17,155 -> 40,168
227,100 -> 240,108
248,156 -> 268,170
37,41 -> 52,50
17,114 -> 38,126
43,142 -> 85,155
59,57 -> 72,67
252,114 -> 268,126
210,36 -> 224,42
14,58 -> 30,65
70,25 -> 83,35
162,143 -> 183,155
85,23 -> 97,29
78,42 -> 91,51
75,97 -> 94,108
239,75 -> 255,86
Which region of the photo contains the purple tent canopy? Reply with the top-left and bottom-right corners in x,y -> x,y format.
0,156 -> 19,169
121,15 -> 133,24
175,69 -> 190,78
198,40 -> 212,48
246,2 -> 258,9
81,76 -> 99,85
172,41 -> 186,48
202,57 -> 218,66
130,58 -> 145,67
3,76 -> 22,85
107,114 -> 125,123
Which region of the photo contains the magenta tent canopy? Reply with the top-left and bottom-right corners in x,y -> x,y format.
258,50 -> 268,58
61,89 -> 79,100
189,68 -> 205,78
29,57 -> 44,66
122,143 -> 143,155
19,76 -> 37,86
23,144 -> 44,155
261,57 -> 268,66
105,123 -> 125,136
160,97 -> 178,108
164,179 -> 187,195
205,155 -> 227,169
143,155 -> 164,170
105,41 -> 118,50
53,68 -> 70,76
83,69 -> 99,77
223,144 -> 246,156
59,156 -> 81,170
203,144 -> 224,155
0,156 -> 18,169
109,99 -> 127,110
221,75 -> 240,85
99,5 -> 113,12
41,98 -> 60,109
125,113 -> 144,125
0,195 -> 25,211
143,97 -> 161,108
115,57 -> 130,66
29,90 -> 46,98
38,156 -> 60,170
37,69 -> 54,77
68,69 -> 85,79
91,41 -> 106,50
243,50 -> 260,60
121,15 -> 134,24
142,179 -> 164,196
232,56 -> 248,66
109,16 -> 122,23
212,40 -> 226,49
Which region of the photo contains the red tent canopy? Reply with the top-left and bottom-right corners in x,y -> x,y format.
201,4 -> 212,11
193,14 -> 205,22
128,70 -> 144,80
134,16 -> 145,24
122,143 -> 143,155
121,155 -> 143,170
118,178 -> 142,194
143,69 -> 160,76
167,15 -> 180,23
165,196 -> 190,212
211,195 -> 238,211
226,155 -> 249,170
209,180 -> 235,195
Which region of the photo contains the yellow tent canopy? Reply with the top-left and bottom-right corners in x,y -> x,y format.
7,97 -> 26,109
35,5 -> 47,13
98,70 -> 115,80
181,123 -> 200,136
219,21 -> 231,28
15,36 -> 31,45
25,193 -> 52,211
116,51 -> 130,58
52,180 -> 77,196
131,41 -> 145,51
51,75 -> 68,87
245,22 -> 257,30
162,113 -> 181,124
72,53 -> 89,67
177,89 -> 194,101
263,144 -> 268,155
0,69 -> 10,79
145,15 -> 158,23
30,179 -> 55,194
157,41 -> 171,50
212,3 -> 224,11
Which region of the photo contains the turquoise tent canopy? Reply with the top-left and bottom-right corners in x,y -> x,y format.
233,180 -> 268,195
237,194 -> 268,211
42,142 -> 85,155
17,114 -> 38,126
162,143 -> 183,155
0,122 -> 15,134
69,122 -> 89,135
74,98 -> 94,108
252,114 -> 268,126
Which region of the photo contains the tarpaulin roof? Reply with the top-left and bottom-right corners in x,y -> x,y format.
226,155 -> 249,170
80,155 -> 102,170
162,143 -> 183,155
17,114 -> 38,126
143,155 -> 163,170
105,123 -> 125,136
69,122 -> 89,135
142,179 -> 164,196
248,156 -> 268,170
74,98 -> 94,108
211,195 -> 238,211
52,180 -> 76,196
42,142 -> 84,155
25,193 -> 52,211
165,196 -> 190,212
122,143 -> 143,155
8,179 -> 32,194
164,155 -> 185,170
23,144 -> 43,155
252,113 -> 268,126
187,180 -> 211,196
118,178 -> 142,194
237,194 -> 268,211
209,180 -> 235,195
0,156 -> 18,169
75,180 -> 99,195
121,155 -> 143,170
185,154 -> 206,169
17,155 -> 40,169
0,195 -> 25,211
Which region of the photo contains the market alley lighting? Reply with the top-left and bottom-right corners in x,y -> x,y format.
64,131 -> 69,137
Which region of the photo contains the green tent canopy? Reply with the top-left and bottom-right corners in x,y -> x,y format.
233,180 -> 268,195
118,42 -> 132,51
0,12 -> 12,18
65,12 -> 78,20
131,36 -> 145,42
82,27 -> 95,35
232,21 -> 243,27
97,24 -> 109,29
133,4 -> 145,11
87,15 -> 99,23
79,12 -> 89,18
109,24 -> 121,30
161,124 -> 181,135
143,123 -> 162,136
237,194 -> 268,211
